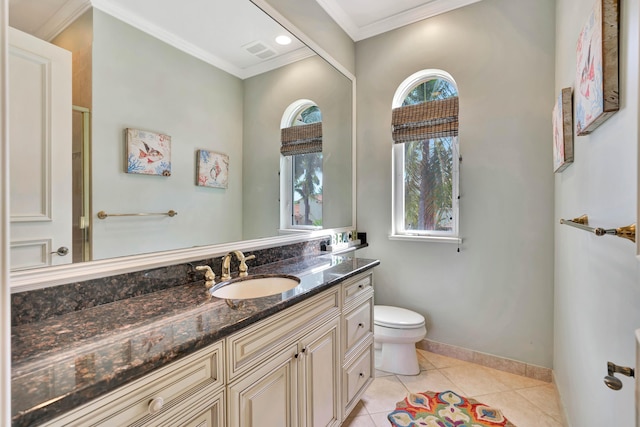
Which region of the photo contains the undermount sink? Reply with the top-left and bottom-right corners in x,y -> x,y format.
210,274 -> 301,300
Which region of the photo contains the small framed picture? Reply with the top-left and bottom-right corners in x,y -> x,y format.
553,88 -> 574,173
197,149 -> 229,188
126,128 -> 171,176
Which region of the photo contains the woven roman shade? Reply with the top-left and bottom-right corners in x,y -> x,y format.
391,96 -> 459,143
280,122 -> 323,156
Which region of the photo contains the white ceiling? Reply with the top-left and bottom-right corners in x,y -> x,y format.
315,0 -> 483,41
8,0 -> 483,78
8,0 -> 312,79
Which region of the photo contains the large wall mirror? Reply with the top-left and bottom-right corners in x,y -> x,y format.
8,0 -> 355,290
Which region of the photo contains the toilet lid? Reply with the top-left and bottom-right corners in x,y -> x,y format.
374,305 -> 425,328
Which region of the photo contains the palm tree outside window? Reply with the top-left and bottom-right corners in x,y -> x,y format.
391,70 -> 461,241
280,100 -> 323,230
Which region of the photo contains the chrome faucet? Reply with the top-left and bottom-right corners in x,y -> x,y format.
220,250 -> 256,281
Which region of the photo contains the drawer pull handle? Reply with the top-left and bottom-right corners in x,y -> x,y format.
358,323 -> 364,328
358,284 -> 364,289
301,347 -> 307,353
295,353 -> 299,358
148,396 -> 164,415
359,372 -> 365,378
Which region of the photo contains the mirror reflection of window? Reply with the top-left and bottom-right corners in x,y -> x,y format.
280,100 -> 323,230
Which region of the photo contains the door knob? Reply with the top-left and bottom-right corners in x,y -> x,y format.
604,361 -> 634,390
50,247 -> 69,256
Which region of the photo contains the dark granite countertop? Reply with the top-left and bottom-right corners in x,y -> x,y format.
11,254 -> 379,426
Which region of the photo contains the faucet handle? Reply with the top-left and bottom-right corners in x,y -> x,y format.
238,254 -> 256,277
195,265 -> 216,288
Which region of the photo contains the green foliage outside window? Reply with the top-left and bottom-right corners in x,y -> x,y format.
403,79 -> 457,232
293,106 -> 323,226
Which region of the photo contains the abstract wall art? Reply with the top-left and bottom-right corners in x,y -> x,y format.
575,0 -> 619,135
553,88 -> 574,173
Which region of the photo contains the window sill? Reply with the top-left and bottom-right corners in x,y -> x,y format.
389,234 -> 462,244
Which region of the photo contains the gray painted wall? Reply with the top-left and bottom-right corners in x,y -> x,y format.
356,0 -> 556,368
91,10 -> 244,259
554,0 -> 640,425
243,55 -> 353,239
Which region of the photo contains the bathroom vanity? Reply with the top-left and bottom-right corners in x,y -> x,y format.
11,254 -> 378,426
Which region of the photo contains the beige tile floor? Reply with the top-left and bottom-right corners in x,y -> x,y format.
343,349 -> 565,427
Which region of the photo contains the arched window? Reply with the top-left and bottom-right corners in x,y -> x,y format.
391,70 -> 461,242
280,100 -> 323,230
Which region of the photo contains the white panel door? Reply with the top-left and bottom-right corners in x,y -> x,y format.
9,27 -> 72,270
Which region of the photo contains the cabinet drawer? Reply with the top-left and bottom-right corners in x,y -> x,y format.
343,341 -> 373,415
43,341 -> 224,427
226,287 -> 339,381
343,298 -> 373,357
152,388 -> 225,427
342,273 -> 373,307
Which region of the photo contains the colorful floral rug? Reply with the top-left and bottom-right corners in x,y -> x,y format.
388,390 -> 516,427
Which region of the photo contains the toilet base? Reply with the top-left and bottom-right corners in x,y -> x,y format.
375,342 -> 420,375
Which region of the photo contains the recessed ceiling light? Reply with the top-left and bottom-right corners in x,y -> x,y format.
275,35 -> 292,45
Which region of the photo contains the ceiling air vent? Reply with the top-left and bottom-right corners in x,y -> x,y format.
243,40 -> 277,60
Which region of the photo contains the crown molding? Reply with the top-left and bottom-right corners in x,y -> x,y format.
37,0 -> 92,41
317,0 -> 483,42
313,0 -> 360,40
90,0 -> 247,78
241,46 -> 315,79
88,0 -> 314,79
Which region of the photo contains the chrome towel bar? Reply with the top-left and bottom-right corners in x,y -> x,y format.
97,210 -> 178,219
559,215 -> 635,243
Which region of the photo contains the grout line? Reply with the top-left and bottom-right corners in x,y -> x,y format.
512,384 -> 564,423
371,350 -> 565,426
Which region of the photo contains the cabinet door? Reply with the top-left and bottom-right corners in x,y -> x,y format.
228,343 -> 299,427
299,318 -> 340,427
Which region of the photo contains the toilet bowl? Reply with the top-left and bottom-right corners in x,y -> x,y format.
374,305 -> 426,375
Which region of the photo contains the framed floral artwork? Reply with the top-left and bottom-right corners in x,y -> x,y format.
125,128 -> 171,176
197,150 -> 229,188
553,88 -> 574,173
575,0 -> 619,135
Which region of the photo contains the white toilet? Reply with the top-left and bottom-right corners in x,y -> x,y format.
374,305 -> 427,375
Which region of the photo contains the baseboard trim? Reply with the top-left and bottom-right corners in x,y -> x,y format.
417,339 -> 553,383
552,371 -> 572,426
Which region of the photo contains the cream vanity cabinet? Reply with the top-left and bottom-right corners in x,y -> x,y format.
41,341 -> 226,427
226,270 -> 374,427
40,270 -> 375,427
340,272 -> 375,418
226,286 -> 342,427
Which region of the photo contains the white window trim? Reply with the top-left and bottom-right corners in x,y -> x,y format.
389,234 -> 462,244
280,99 -> 316,128
390,69 -> 461,243
279,99 -> 322,232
